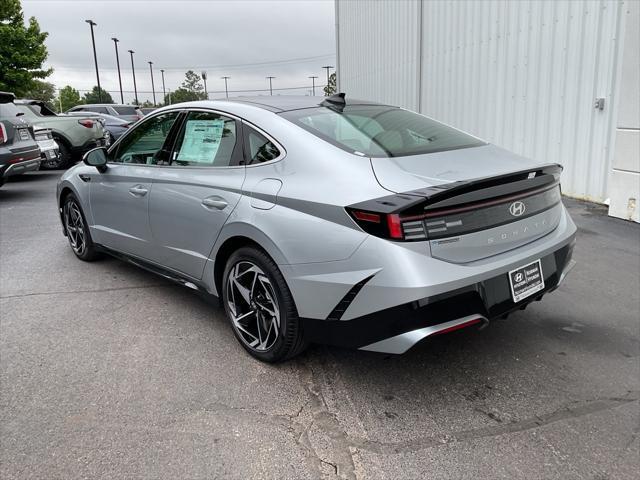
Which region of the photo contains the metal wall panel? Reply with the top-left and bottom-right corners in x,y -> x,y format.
336,0 -> 627,202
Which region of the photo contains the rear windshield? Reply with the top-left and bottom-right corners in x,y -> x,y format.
280,105 -> 485,157
113,106 -> 140,115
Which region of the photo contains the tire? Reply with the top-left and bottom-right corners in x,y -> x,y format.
41,138 -> 72,170
222,247 -> 306,362
62,193 -> 101,261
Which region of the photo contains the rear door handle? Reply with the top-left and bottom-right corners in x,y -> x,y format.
128,185 -> 148,197
202,196 -> 228,210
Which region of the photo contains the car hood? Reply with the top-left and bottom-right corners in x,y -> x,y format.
370,144 -> 548,194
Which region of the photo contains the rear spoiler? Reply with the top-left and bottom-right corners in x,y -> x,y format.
349,164 -> 563,215
0,91 -> 16,104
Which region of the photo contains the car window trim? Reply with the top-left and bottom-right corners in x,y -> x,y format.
239,120 -> 286,168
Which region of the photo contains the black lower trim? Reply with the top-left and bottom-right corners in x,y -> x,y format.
302,241 -> 574,349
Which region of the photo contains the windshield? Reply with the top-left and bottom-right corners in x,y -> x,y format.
280,105 -> 485,157
113,106 -> 140,115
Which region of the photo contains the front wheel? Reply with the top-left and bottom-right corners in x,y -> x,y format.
222,247 -> 306,362
62,194 -> 101,261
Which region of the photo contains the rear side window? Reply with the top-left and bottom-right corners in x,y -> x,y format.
86,106 -> 109,114
243,125 -> 281,164
171,111 -> 240,167
113,106 -> 139,115
280,105 -> 485,158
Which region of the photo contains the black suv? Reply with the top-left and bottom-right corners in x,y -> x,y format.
0,92 -> 40,187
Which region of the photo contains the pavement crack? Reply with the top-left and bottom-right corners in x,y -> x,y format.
0,284 -> 170,300
343,391 -> 639,455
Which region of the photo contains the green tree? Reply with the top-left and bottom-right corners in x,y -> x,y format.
23,80 -> 55,104
57,85 -> 83,112
323,72 -> 337,96
0,0 -> 52,96
83,86 -> 114,104
181,70 -> 207,99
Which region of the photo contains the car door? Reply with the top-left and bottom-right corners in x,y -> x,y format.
89,110 -> 181,259
147,109 -> 246,279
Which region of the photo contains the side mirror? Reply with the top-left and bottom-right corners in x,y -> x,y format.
83,147 -> 108,172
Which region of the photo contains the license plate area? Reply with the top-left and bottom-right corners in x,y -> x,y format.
508,259 -> 545,302
18,129 -> 30,141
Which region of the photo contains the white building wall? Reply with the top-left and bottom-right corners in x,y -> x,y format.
336,0 -> 634,212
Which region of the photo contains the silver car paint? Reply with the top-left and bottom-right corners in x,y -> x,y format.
58,98 -> 577,352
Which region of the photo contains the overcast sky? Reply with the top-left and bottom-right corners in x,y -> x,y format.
21,0 -> 336,103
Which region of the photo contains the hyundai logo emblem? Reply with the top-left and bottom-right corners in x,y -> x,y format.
509,201 -> 526,217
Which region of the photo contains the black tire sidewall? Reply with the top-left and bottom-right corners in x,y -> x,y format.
222,247 -> 299,363
63,193 -> 98,261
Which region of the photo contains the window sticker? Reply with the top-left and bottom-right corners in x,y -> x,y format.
176,119 -> 225,164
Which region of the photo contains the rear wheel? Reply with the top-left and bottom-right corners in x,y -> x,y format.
222,247 -> 306,362
41,138 -> 72,170
62,194 -> 100,261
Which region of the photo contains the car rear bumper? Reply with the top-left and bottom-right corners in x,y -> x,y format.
300,240 -> 575,352
1,149 -> 42,178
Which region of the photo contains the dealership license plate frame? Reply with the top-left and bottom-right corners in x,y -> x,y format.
508,259 -> 545,303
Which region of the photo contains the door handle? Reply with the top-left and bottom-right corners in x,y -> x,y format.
128,185 -> 148,197
201,196 -> 228,210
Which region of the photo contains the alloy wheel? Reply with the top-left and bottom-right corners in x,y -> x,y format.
226,261 -> 281,351
64,200 -> 86,255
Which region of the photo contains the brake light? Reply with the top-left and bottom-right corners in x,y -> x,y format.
347,209 -> 405,241
0,123 -> 6,144
78,119 -> 94,128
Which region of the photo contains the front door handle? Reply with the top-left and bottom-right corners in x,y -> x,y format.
202,196 -> 228,210
128,185 -> 148,197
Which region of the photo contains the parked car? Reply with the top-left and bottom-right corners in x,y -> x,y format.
140,107 -> 156,115
15,100 -> 107,169
65,111 -> 132,142
33,127 -> 61,169
67,104 -> 143,123
57,95 -> 577,362
0,92 -> 41,187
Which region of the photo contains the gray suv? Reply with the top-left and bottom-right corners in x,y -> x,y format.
0,92 -> 41,187
67,104 -> 143,123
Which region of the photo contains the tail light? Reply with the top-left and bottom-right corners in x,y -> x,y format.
0,123 -> 7,144
78,119 -> 95,128
347,209 -> 405,240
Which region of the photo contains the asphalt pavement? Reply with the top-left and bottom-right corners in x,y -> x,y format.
1,171 -> 638,479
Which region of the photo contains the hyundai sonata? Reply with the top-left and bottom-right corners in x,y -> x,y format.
57,94 -> 576,362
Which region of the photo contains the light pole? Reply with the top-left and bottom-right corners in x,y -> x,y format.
111,37 -> 123,103
266,76 -> 275,96
201,71 -> 208,99
308,75 -> 318,96
221,76 -> 230,98
160,69 -> 166,105
85,20 -> 101,102
322,65 -> 334,95
128,50 -> 138,104
148,61 -> 156,105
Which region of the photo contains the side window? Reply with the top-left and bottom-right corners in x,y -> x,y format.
171,111 -> 239,167
91,107 -> 110,114
243,125 -> 281,164
112,111 -> 180,164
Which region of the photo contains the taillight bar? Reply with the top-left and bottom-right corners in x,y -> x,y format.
78,119 -> 95,128
0,123 -> 7,144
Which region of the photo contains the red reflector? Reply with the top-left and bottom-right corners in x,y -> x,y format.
432,318 -> 481,336
353,211 -> 381,223
78,119 -> 94,128
0,123 -> 6,144
387,214 -> 403,239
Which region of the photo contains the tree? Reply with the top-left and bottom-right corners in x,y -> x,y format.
0,0 -> 52,96
83,86 -> 114,104
323,72 -> 337,96
23,80 -> 56,104
181,70 -> 207,99
57,85 -> 83,112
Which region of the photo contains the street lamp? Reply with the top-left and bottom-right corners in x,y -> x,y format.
85,20 -> 101,102
308,75 -> 318,96
221,76 -> 230,98
128,50 -> 138,104
160,69 -> 166,105
111,37 -> 123,103
322,65 -> 334,95
201,71 -> 208,99
148,61 -> 156,106
266,76 -> 275,96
